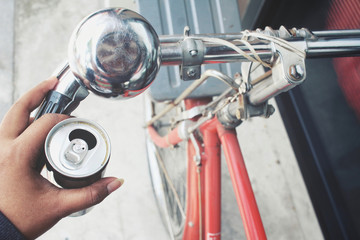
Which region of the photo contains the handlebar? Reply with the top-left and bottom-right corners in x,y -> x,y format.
34,8 -> 360,122
145,28 -> 360,125
159,28 -> 360,66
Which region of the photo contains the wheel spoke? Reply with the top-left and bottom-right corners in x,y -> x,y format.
155,146 -> 186,219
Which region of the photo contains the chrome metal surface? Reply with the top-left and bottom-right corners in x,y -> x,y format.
312,29 -> 360,38
68,8 -> 161,99
306,38 -> 360,57
159,29 -> 360,65
160,41 -> 273,65
177,120 -> 192,140
289,64 -> 305,81
216,101 -> 242,128
159,33 -> 244,43
34,63 -> 89,120
55,64 -> 89,101
247,40 -> 307,105
180,37 -> 204,80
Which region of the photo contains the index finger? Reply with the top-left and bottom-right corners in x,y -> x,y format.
0,77 -> 58,139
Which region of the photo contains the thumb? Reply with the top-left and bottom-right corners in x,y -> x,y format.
58,177 -> 124,216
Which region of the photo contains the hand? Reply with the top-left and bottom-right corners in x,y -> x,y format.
0,77 -> 123,239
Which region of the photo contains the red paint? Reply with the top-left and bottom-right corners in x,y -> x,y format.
183,99 -> 209,240
182,138 -> 203,240
217,122 -> 267,240
327,0 -> 360,120
148,98 -> 267,240
184,98 -> 212,115
200,119 -> 222,239
147,125 -> 182,148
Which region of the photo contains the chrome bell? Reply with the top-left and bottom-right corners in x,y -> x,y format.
68,8 -> 161,99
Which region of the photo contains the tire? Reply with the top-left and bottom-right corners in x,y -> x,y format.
145,95 -> 187,240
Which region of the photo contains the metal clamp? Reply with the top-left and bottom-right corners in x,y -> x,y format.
247,30 -> 308,105
189,133 -> 202,166
180,27 -> 205,80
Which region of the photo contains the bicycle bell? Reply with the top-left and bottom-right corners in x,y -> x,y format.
68,8 -> 161,99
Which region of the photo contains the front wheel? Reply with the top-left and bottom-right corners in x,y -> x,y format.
145,95 -> 187,240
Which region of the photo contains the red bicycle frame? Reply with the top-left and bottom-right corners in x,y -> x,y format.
148,98 -> 267,240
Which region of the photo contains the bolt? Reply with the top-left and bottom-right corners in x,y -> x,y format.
289,64 -> 304,81
184,26 -> 190,36
187,68 -> 197,77
188,221 -> 194,227
190,50 -> 198,56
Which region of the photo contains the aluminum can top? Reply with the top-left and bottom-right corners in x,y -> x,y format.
45,118 -> 111,178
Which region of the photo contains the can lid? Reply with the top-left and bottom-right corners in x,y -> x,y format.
45,118 -> 111,178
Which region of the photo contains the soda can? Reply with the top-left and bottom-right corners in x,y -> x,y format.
45,118 -> 111,190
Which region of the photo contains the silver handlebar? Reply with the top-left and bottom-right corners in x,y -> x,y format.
35,8 -> 360,120
157,27 -> 360,107
159,28 -> 360,65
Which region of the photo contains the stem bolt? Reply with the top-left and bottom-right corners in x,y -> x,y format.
187,69 -> 197,77
190,50 -> 198,56
289,64 -> 304,80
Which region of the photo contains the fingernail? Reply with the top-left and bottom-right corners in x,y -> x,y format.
43,78 -> 58,90
107,178 -> 124,194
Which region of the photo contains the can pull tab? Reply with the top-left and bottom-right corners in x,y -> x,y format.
63,138 -> 88,169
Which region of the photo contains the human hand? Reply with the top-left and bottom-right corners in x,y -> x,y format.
0,77 -> 123,239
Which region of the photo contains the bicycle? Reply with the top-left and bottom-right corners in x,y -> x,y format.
34,7 -> 360,240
